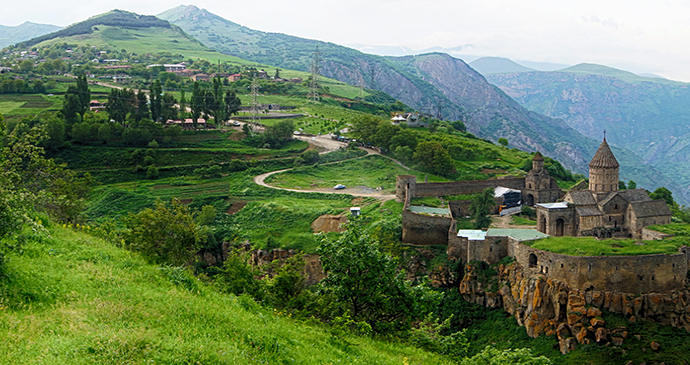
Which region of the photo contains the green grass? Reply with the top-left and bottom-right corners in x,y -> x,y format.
265,154 -> 448,193
0,94 -> 61,116
510,215 -> 537,226
525,236 -> 685,256
0,225 -> 451,364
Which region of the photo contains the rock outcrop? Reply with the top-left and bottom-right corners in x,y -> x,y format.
459,262 -> 690,353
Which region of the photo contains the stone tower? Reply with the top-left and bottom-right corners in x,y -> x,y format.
532,151 -> 544,172
589,138 -> 619,197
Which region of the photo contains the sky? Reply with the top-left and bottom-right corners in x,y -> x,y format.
2,0 -> 690,81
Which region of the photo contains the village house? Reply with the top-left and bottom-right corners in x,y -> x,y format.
191,73 -> 209,82
165,118 -> 212,130
228,73 -> 242,82
112,74 -> 131,84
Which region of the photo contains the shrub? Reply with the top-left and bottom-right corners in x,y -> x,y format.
122,199 -> 203,266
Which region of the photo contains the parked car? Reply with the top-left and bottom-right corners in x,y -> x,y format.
334,184 -> 346,190
232,121 -> 241,126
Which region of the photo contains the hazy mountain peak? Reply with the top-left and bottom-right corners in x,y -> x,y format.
469,57 -> 535,75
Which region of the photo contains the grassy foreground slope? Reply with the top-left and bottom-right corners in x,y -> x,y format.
0,226 -> 450,364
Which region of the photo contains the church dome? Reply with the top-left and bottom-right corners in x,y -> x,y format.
589,138 -> 619,168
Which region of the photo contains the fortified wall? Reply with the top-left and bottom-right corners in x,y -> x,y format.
395,175 -> 525,203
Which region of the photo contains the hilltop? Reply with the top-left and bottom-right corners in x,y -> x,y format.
468,57 -> 536,75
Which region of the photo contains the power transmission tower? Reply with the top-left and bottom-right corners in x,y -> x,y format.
249,76 -> 261,136
308,47 -> 321,103
435,97 -> 445,120
358,79 -> 365,99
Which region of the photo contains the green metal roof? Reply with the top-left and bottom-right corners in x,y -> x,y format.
487,228 -> 549,242
409,205 -> 450,216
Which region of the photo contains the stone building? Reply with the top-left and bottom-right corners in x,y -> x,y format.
535,138 -> 672,238
522,152 -> 562,206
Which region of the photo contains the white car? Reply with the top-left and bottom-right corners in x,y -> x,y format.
334,184 -> 346,190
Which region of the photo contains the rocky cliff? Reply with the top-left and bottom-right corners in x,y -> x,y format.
459,262 -> 690,354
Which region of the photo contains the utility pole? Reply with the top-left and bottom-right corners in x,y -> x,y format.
308,47 -> 321,103
249,76 -> 261,136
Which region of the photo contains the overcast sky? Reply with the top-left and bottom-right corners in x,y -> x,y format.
2,0 -> 690,81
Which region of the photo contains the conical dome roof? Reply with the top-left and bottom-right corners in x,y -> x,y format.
589,138 -> 619,168
533,152 -> 544,161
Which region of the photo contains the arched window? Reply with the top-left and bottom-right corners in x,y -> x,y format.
529,253 -> 538,268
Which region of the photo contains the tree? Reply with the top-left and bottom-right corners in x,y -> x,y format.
498,138 -> 508,148
650,187 -> 675,207
413,141 -> 455,176
123,199 -> 203,266
76,73 -> 90,115
106,88 -> 136,124
160,93 -> 178,121
150,80 -> 162,122
179,89 -> 187,119
61,92 -> 82,125
134,90 -> 149,122
263,120 -> 294,148
224,89 -> 241,119
205,76 -> 225,124
628,180 -> 637,189
190,81 -> 204,129
469,187 -> 496,229
317,219 -> 441,332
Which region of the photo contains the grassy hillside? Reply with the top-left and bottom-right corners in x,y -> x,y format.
0,224 -> 451,364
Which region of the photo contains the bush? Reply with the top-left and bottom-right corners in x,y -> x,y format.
146,165 -> 159,179
122,199 -> 203,266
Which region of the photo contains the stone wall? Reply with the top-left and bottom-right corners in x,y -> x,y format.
642,228 -> 674,241
402,210 -> 452,245
509,242 -> 688,293
413,177 -> 525,198
395,175 -> 525,202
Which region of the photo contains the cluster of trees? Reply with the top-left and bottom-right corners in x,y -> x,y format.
0,77 -> 52,94
349,115 -> 492,177
0,112 -> 92,274
188,78 -> 242,126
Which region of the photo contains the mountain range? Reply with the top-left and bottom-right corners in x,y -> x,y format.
157,5 -> 678,198
4,5 -> 685,202
0,21 -> 62,49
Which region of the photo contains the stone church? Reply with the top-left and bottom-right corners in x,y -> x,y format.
535,138 -> 672,238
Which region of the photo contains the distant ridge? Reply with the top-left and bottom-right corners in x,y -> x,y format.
19,10 -> 170,48
0,21 -> 62,48
559,63 -> 680,85
469,57 -> 535,75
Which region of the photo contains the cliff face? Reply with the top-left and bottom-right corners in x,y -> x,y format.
460,262 -> 690,354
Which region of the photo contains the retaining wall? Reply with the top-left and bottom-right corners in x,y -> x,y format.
509,242 -> 688,293
402,210 -> 452,245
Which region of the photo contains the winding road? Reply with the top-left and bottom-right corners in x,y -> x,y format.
253,134 -> 409,201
